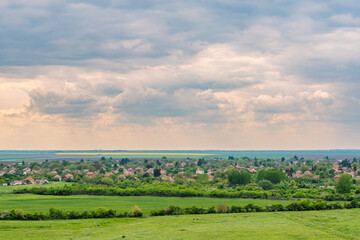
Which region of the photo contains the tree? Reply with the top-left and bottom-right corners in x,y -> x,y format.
197,158 -> 206,166
257,169 -> 287,184
153,168 -> 161,177
228,171 -> 251,185
336,174 -> 353,194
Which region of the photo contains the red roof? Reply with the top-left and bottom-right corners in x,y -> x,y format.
65,174 -> 73,179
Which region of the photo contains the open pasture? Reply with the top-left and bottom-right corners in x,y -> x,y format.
0,194 -> 296,214
1,209 -> 359,239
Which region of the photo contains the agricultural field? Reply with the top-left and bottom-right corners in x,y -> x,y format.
0,193 -> 296,215
0,182 -> 67,194
1,209 -> 360,239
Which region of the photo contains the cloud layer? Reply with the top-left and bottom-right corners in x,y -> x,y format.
0,0 -> 359,149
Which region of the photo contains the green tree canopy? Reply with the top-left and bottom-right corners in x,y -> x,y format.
336,174 -> 353,194
228,171 -> 251,185
257,169 -> 287,184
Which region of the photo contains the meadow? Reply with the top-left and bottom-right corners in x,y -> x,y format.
0,193 -> 296,215
1,209 -> 359,239
0,182 -> 67,194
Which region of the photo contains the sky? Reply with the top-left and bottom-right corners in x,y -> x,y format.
0,0 -> 360,150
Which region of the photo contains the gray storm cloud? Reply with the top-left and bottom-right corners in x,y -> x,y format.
0,0 -> 359,149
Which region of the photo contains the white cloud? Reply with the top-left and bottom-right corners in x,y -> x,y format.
1,0 -> 360,149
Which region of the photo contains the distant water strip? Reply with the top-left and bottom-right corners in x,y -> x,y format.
55,152 -> 217,156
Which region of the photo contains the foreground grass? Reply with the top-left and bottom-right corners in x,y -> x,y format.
0,194 -> 296,214
0,209 -> 359,239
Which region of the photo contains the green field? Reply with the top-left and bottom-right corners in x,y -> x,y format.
0,209 -> 359,239
0,182 -> 67,194
0,194 -> 296,214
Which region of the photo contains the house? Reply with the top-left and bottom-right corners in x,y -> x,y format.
50,170 -> 58,174
118,174 -> 126,179
249,168 -> 257,173
334,174 -> 341,181
86,172 -> 95,178
23,177 -> 34,184
10,180 -> 23,186
64,173 -> 74,180
196,169 -> 204,174
23,167 -> 31,175
304,171 -> 312,175
35,179 -> 48,184
208,175 -> 214,180
105,172 -> 113,176
54,175 -> 62,181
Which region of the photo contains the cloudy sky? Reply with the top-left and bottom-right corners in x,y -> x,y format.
0,0 -> 359,150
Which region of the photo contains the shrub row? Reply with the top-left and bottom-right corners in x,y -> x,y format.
0,206 -> 142,221
1,200 -> 359,221
14,184 -> 360,201
13,185 -> 281,199
151,199 -> 360,216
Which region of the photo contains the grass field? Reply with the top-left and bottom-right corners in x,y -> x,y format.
0,182 -> 67,194
0,194 -> 297,214
0,209 -> 359,239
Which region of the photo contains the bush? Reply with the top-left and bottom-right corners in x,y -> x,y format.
244,204 -> 263,212
344,200 -> 359,209
0,210 -> 10,220
206,206 -> 216,214
216,203 -> 228,213
258,180 -> 274,190
129,205 -> 143,217
165,205 -> 183,215
229,205 -> 243,213
184,206 -> 205,214
151,209 -> 166,216
266,203 -> 284,212
49,208 -> 65,220
9,209 -> 24,220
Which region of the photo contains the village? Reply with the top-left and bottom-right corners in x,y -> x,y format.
1,156 -> 360,187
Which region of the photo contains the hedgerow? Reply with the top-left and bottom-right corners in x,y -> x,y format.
2,200 -> 358,221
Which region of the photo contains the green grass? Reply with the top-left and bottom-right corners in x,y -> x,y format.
0,182 -> 67,194
0,194 -> 296,214
1,209 -> 360,239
